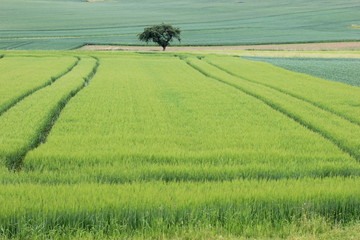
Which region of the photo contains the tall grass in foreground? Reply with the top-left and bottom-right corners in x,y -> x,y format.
0,178 -> 360,239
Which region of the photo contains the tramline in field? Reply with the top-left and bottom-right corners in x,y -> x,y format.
0,57 -> 98,169
0,56 -> 78,115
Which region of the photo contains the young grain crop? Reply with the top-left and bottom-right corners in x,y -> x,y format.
0,52 -> 359,239
22,54 -> 359,182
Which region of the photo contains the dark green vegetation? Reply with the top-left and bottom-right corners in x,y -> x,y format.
1,0 -> 360,50
245,57 -> 360,87
138,23 -> 181,51
0,51 -> 360,239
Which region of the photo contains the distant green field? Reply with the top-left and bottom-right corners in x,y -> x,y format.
1,51 -> 360,239
244,57 -> 360,87
1,0 -> 360,50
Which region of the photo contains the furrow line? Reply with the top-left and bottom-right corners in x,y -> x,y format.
184,60 -> 359,161
206,58 -> 360,127
18,57 -> 100,170
4,57 -> 99,171
40,57 -> 100,145
0,56 -> 80,117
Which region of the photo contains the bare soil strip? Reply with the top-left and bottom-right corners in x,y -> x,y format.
238,51 -> 360,58
81,41 -> 360,52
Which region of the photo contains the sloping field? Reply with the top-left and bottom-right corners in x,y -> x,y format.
1,0 -> 360,50
0,52 -> 359,239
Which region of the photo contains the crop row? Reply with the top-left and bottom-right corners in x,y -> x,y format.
1,160 -> 359,184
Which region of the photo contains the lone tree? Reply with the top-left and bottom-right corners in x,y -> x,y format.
138,23 -> 181,51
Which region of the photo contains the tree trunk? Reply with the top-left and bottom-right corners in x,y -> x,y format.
162,46 -> 166,51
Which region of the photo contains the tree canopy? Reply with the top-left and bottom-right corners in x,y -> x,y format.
138,23 -> 181,51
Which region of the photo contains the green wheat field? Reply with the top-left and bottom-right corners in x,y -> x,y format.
0,51 -> 359,239
1,0 -> 360,239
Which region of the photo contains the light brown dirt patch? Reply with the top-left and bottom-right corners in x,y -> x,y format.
80,42 -> 360,52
